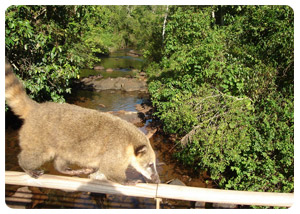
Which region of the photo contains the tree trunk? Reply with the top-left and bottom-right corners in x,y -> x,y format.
162,5 -> 169,45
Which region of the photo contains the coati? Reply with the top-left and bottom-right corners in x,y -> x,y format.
5,58 -> 160,184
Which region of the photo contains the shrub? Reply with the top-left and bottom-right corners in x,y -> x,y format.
146,5 -> 294,196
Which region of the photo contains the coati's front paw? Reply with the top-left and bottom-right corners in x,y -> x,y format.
26,169 -> 44,178
89,171 -> 107,181
81,168 -> 97,175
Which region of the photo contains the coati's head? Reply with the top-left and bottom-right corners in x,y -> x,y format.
130,144 -> 160,184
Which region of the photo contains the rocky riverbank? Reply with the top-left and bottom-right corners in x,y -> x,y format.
80,76 -> 147,92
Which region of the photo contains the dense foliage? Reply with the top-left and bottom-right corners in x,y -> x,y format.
5,5 -> 165,103
6,6 -> 84,102
146,5 -> 294,197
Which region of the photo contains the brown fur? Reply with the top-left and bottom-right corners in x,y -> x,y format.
5,58 -> 159,184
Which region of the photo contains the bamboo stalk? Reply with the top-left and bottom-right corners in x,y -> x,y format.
5,171 -> 294,207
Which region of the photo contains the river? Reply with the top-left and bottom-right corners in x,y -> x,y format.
5,49 -> 214,209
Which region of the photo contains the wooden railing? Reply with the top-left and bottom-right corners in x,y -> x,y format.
5,171 -> 294,208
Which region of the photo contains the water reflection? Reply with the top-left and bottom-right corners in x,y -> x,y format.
80,49 -> 144,78
67,90 -> 148,112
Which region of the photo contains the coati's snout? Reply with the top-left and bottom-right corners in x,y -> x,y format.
140,161 -> 160,184
149,169 -> 160,184
131,144 -> 160,184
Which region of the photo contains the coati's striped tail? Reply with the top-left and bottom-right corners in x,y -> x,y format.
5,58 -> 37,119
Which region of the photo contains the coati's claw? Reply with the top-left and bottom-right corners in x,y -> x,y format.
27,169 -> 44,178
81,168 -> 97,174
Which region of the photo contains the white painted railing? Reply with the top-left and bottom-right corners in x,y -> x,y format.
5,171 -> 294,208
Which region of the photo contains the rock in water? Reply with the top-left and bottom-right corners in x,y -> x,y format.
94,66 -> 105,70
106,68 -> 114,72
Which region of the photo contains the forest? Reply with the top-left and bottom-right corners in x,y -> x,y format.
5,5 -> 294,199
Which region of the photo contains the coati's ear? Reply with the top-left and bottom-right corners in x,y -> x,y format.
135,145 -> 147,157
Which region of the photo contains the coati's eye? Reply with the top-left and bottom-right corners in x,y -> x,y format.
148,163 -> 154,168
